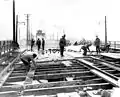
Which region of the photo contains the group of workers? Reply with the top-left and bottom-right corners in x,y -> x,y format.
19,37 -> 45,72
15,35 -> 112,97
80,35 -> 100,56
19,35 -> 111,72
31,38 -> 45,52
59,35 -> 102,56
19,35 -> 66,72
80,35 -> 110,56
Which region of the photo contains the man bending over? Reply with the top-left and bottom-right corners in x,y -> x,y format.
20,53 -> 37,71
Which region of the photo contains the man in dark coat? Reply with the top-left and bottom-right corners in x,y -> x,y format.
94,36 -> 100,54
31,38 -> 35,51
80,43 -> 92,56
42,38 -> 45,51
81,45 -> 87,56
59,35 -> 66,57
36,38 -> 41,51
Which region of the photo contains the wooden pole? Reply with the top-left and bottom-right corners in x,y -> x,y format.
15,15 -> 18,43
105,16 -> 107,47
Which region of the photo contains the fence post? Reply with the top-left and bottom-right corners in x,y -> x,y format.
11,41 -> 12,51
3,41 -> 5,54
9,41 -> 11,51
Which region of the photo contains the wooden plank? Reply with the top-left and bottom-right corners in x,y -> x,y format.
91,69 -> 118,87
61,61 -> 72,67
24,67 -> 35,84
90,56 -> 120,71
0,83 -> 110,95
34,71 -> 91,80
77,59 -> 118,80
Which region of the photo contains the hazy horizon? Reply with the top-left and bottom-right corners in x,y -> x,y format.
0,0 -> 120,42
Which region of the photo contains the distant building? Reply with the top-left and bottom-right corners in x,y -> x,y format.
36,30 -> 45,40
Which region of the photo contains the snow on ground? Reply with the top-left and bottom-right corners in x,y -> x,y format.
66,45 -> 96,52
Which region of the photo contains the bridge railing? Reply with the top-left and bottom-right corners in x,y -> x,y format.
0,40 -> 13,57
108,41 -> 120,50
100,41 -> 120,50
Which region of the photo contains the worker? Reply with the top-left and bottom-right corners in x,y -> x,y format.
59,34 -> 66,57
42,38 -> 45,54
31,38 -> 35,51
36,38 -> 41,51
80,44 -> 92,56
20,53 -> 37,71
94,36 -> 101,54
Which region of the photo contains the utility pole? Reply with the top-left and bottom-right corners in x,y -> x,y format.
19,27 -> 20,44
25,14 -> 30,46
15,15 -> 18,43
13,0 -> 15,42
105,16 -> 107,47
17,15 -> 25,46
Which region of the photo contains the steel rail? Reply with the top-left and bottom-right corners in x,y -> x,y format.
0,49 -> 27,87
76,58 -> 119,87
90,56 -> 120,71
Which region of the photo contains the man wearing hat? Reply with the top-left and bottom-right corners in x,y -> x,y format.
94,36 -> 101,54
59,34 -> 66,57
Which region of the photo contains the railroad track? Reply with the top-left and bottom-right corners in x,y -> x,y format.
82,56 -> 120,79
0,51 -> 119,96
0,51 -> 22,75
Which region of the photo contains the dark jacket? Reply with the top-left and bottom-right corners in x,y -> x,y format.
21,55 -> 32,63
59,37 -> 66,47
36,39 -> 41,46
81,45 -> 87,51
31,39 -> 35,46
42,39 -> 45,46
20,54 -> 36,67
94,38 -> 100,46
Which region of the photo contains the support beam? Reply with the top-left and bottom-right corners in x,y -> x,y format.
0,83 -> 110,95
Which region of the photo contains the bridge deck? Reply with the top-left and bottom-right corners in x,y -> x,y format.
101,53 -> 120,60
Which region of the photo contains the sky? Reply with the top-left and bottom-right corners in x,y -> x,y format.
0,0 -> 120,42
